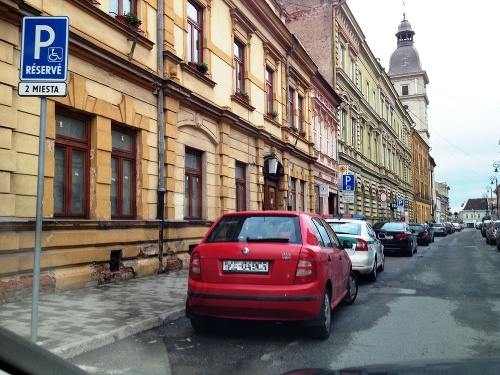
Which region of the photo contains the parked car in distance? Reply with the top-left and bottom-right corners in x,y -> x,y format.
431,222 -> 447,236
481,220 -> 491,237
495,226 -> 500,251
373,221 -> 417,256
325,215 -> 385,282
485,220 -> 500,245
444,222 -> 454,234
409,223 -> 434,246
452,222 -> 461,232
186,211 -> 358,339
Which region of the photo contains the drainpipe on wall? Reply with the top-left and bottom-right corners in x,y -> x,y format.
286,35 -> 295,211
157,0 -> 166,273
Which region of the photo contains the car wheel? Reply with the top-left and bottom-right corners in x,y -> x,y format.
368,260 -> 377,282
497,242 -> 500,251
378,256 -> 385,272
342,271 -> 358,306
408,243 -> 414,257
189,315 -> 216,333
310,289 -> 331,340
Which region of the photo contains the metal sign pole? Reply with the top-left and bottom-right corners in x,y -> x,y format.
31,96 -> 47,343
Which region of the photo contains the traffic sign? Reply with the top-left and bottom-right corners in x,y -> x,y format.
20,17 -> 69,82
397,199 -> 404,208
339,165 -> 347,174
18,82 -> 67,97
379,191 -> 388,202
342,174 -> 355,191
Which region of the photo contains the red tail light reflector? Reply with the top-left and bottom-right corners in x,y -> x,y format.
395,233 -> 408,240
294,252 -> 317,284
355,238 -> 368,251
189,251 -> 202,281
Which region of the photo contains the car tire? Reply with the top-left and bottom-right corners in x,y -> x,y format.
189,315 -> 216,333
368,260 -> 377,282
310,289 -> 331,340
342,271 -> 358,306
407,243 -> 414,257
378,256 -> 385,272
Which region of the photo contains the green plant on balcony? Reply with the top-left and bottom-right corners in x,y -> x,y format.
300,130 -> 307,137
269,110 -> 279,118
236,88 -> 249,100
293,126 -> 298,132
123,12 -> 142,27
196,62 -> 209,74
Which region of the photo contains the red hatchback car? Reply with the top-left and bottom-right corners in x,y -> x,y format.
186,211 -> 358,339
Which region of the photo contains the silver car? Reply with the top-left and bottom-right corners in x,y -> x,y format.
326,216 -> 385,282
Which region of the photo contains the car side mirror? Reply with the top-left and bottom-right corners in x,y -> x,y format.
343,240 -> 353,249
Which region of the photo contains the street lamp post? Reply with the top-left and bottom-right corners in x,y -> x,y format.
486,186 -> 492,215
491,171 -> 499,220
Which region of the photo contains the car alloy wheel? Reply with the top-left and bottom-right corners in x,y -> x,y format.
369,260 -> 377,282
342,271 -> 358,306
310,289 -> 331,340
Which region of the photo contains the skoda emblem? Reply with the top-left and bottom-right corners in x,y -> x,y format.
242,247 -> 250,255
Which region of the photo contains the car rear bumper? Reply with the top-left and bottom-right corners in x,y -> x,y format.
187,280 -> 322,320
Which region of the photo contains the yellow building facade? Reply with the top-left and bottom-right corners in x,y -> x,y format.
0,0 -> 318,301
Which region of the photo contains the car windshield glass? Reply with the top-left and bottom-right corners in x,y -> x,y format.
329,222 -> 361,235
374,222 -> 404,231
409,225 -> 423,230
205,215 -> 301,244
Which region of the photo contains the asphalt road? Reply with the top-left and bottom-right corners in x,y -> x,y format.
70,228 -> 500,374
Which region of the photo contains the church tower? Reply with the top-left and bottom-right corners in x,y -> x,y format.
388,13 -> 430,144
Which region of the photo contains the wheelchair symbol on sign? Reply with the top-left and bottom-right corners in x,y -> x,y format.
47,47 -> 63,62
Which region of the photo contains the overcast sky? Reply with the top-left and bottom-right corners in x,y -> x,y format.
346,0 -> 500,213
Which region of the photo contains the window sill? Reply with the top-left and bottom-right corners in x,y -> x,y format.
231,94 -> 255,111
181,62 -> 216,88
73,0 -> 153,50
264,115 -> 280,126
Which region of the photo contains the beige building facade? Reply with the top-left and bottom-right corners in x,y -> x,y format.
284,0 -> 414,224
0,0 -> 318,301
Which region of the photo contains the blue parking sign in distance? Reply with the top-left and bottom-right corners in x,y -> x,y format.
397,199 -> 404,208
20,17 -> 69,82
342,174 -> 355,191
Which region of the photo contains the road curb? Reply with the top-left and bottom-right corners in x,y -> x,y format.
51,307 -> 185,359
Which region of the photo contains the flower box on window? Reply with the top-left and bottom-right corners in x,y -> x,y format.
268,110 -> 279,119
188,62 -> 209,75
300,130 -> 307,137
235,89 -> 249,101
293,126 -> 298,132
115,12 -> 143,33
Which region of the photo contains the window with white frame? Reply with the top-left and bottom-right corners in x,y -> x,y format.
110,0 -> 134,16
234,39 -> 245,95
187,1 -> 203,63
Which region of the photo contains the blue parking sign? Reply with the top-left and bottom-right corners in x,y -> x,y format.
397,199 -> 404,208
20,17 -> 69,82
342,174 -> 355,191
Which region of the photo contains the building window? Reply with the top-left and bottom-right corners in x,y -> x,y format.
300,181 -> 306,211
110,0 -> 135,16
297,95 -> 304,132
265,67 -> 274,114
235,162 -> 246,212
339,43 -> 345,70
187,1 -> 203,63
111,127 -> 136,218
351,117 -> 356,146
54,113 -> 89,217
312,112 -> 317,146
184,148 -> 202,219
339,110 -> 345,141
402,85 -> 409,95
234,40 -> 245,94
349,58 -> 355,80
366,81 -> 370,100
290,178 -> 297,210
314,185 -> 320,214
288,87 -> 295,128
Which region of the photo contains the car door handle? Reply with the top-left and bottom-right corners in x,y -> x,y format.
327,255 -> 332,262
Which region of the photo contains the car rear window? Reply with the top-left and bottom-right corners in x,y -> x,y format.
329,222 -> 361,235
205,215 -> 301,244
409,225 -> 423,230
374,222 -> 405,231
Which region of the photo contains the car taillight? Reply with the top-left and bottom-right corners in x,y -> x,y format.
395,233 -> 408,239
422,231 -> 428,236
355,238 -> 368,251
294,252 -> 317,284
189,251 -> 202,281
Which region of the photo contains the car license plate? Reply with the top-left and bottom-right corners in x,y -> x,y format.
385,235 -> 393,240
223,260 -> 269,273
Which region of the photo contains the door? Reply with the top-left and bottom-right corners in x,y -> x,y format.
264,179 -> 277,210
